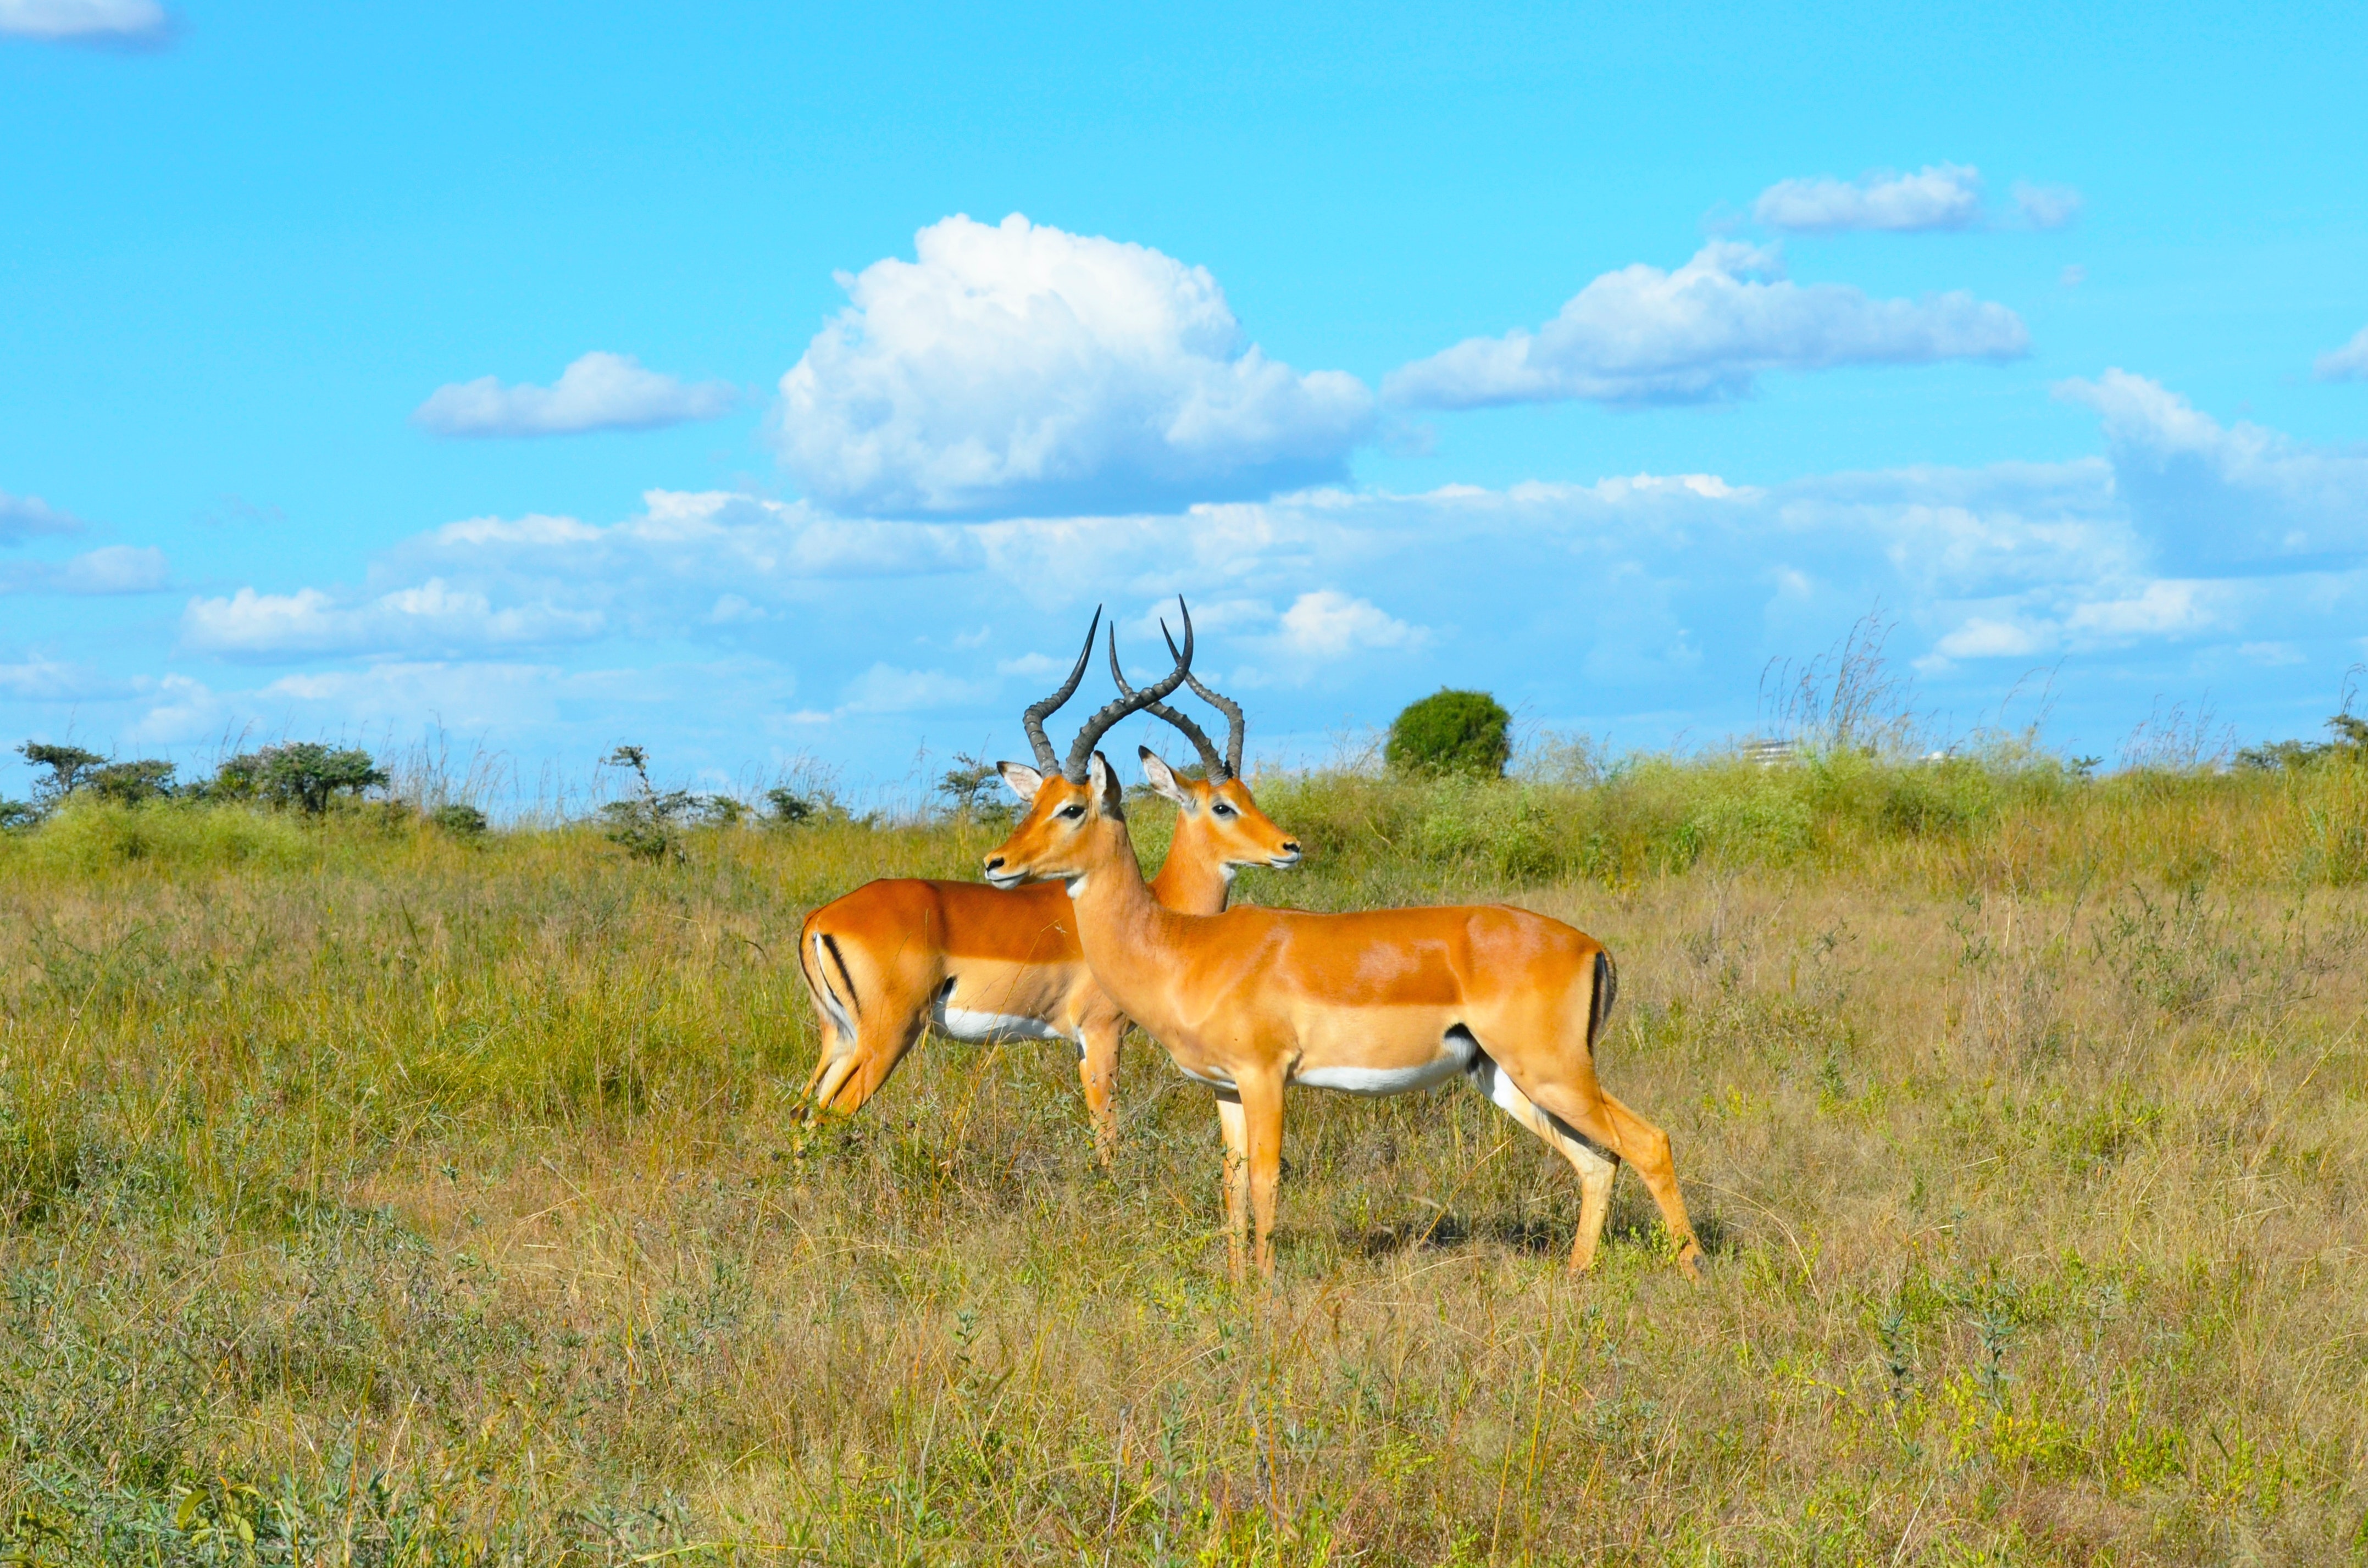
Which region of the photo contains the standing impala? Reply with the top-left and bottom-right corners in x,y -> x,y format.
796,609 -> 1301,1163
984,607 -> 1702,1280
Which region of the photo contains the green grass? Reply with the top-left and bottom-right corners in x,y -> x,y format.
2,758 -> 2365,1564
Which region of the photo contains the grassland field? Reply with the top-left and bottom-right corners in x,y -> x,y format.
1,749 -> 2365,1565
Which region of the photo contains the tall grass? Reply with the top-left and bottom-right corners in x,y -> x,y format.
1,753 -> 2364,1563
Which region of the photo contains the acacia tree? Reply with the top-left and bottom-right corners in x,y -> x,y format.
18,742 -> 104,807
209,743 -> 387,814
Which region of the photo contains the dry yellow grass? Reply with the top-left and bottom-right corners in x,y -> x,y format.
1,764 -> 2364,1564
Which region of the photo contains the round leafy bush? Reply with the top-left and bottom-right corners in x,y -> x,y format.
431,803 -> 490,837
1385,689 -> 1512,777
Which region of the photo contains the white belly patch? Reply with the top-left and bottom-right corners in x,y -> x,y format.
1294,1057 -> 1466,1097
1293,1029 -> 1479,1098
930,998 -> 1069,1045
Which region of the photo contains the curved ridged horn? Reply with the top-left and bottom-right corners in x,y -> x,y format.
1021,607 -> 1101,773
1111,629 -> 1226,779
1161,623 -> 1246,778
1061,598 -> 1195,782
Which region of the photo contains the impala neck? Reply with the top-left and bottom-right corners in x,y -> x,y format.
1065,815 -> 1180,1028
1146,814 -> 1234,915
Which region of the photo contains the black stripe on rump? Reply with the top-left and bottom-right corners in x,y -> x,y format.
820,932 -> 861,1016
1588,949 -> 1619,1052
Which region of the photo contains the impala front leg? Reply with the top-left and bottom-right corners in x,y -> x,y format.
1214,1089 -> 1251,1282
1077,1020 -> 1124,1169
1236,1069 -> 1286,1280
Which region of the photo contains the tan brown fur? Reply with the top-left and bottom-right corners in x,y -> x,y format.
798,764 -> 1297,1163
984,751 -> 1701,1280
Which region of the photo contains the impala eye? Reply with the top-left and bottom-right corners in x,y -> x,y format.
1212,802 -> 1236,817
1058,804 -> 1086,820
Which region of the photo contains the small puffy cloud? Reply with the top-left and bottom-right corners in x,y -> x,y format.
1754,164 -> 1985,234
412,352 -> 737,438
839,664 -> 996,714
64,545 -> 167,593
1,544 -> 168,594
771,213 -> 1374,517
2056,369 -> 2368,569
1383,242 -> 2027,409
0,490 -> 82,545
0,653 -> 132,700
181,580 -> 603,660
1930,615 -> 2052,661
1274,590 -> 1425,659
2314,325 -> 2368,383
2064,581 -> 2220,642
0,0 -> 168,43
2011,182 -> 2084,230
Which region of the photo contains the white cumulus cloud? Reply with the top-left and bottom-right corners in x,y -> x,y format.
0,490 -> 83,544
2064,580 -> 2221,643
1274,590 -> 1425,659
839,664 -> 997,714
2010,182 -> 2084,230
1754,164 -> 1986,233
181,580 -> 604,660
412,352 -> 738,438
2314,325 -> 2368,383
770,213 -> 1374,517
1383,242 -> 2027,409
2056,369 -> 2368,570
1,544 -> 168,594
0,0 -> 167,42
0,653 -> 133,700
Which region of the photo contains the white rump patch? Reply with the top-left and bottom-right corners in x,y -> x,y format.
811,933 -> 856,1038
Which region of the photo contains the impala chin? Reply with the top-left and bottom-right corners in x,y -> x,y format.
1267,850 -> 1302,870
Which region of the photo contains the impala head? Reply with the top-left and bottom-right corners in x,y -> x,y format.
983,601 -> 1198,891
1113,633 -> 1300,876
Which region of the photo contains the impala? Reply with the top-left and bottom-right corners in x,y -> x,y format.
984,608 -> 1702,1280
796,609 -> 1301,1163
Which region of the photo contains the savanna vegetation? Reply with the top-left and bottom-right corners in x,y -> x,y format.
2,709 -> 2365,1563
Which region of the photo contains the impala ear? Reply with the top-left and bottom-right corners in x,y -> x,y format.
1086,751 -> 1124,816
1138,747 -> 1192,808
996,761 -> 1045,802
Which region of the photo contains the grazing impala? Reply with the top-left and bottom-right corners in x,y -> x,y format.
984,607 -> 1701,1281
796,609 -> 1301,1163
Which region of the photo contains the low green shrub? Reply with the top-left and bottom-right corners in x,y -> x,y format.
1,799 -> 319,875
1385,689 -> 1512,777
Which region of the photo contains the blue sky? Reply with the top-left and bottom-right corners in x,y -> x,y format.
5,0 -> 2366,804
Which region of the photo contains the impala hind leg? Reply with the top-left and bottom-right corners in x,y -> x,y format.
798,933 -> 858,1113
1518,1075 -> 1702,1277
1469,1059 -> 1620,1271
819,1012 -> 929,1115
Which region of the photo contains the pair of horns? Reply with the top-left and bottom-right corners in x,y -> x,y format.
1111,623 -> 1245,781
1022,599 -> 1233,783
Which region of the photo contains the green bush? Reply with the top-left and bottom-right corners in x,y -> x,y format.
430,803 -> 491,837
1385,689 -> 1512,777
87,758 -> 178,805
4,799 -> 317,874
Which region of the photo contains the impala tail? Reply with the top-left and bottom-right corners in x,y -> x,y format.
1588,948 -> 1618,1055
